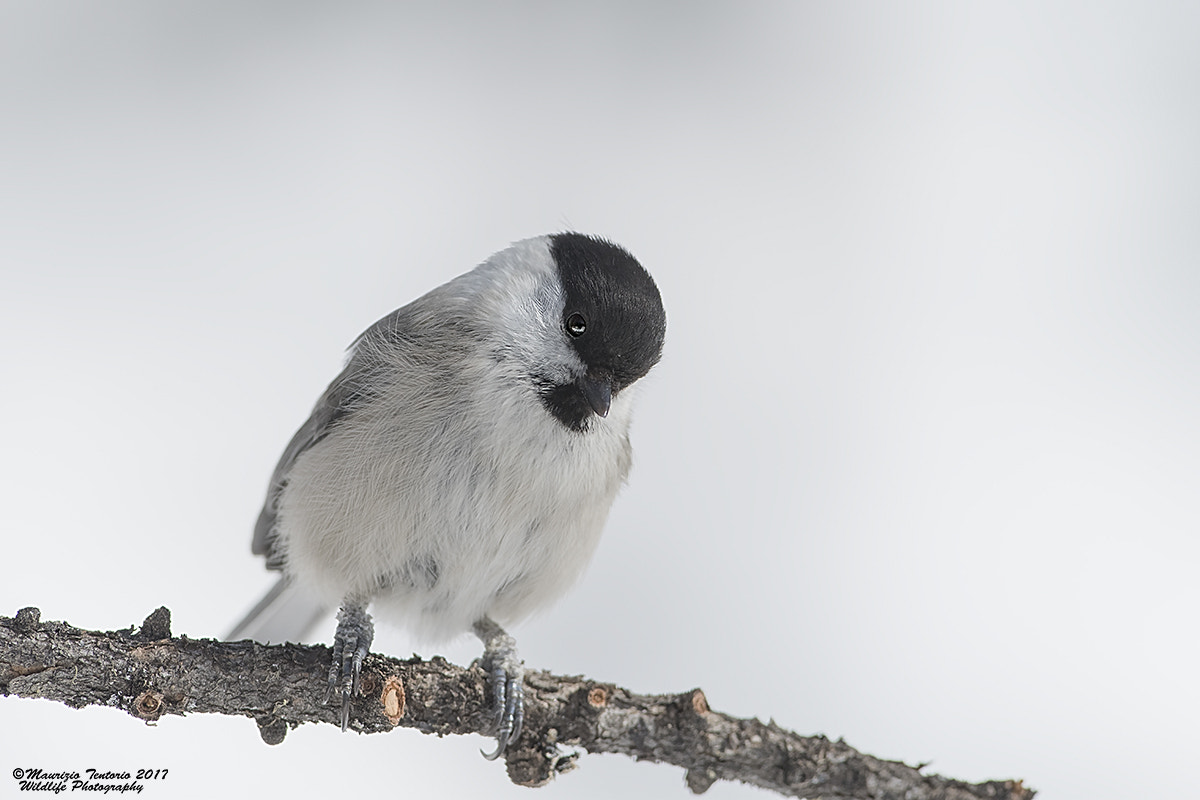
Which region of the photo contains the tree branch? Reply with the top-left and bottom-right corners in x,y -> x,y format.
1,607 -> 1033,799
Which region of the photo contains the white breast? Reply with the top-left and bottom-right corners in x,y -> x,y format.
274,355 -> 636,643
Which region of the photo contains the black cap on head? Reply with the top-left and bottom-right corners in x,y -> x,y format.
550,233 -> 666,385
539,233 -> 666,431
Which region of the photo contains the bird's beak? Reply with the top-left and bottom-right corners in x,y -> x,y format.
578,371 -> 612,418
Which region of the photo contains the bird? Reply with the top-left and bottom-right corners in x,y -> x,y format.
228,232 -> 666,758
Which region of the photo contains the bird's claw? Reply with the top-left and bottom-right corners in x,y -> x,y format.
480,662 -> 524,760
323,604 -> 373,732
473,616 -> 525,760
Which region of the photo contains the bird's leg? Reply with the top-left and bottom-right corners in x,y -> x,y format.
323,601 -> 373,732
472,616 -> 525,760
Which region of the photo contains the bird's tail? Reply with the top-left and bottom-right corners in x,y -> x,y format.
226,576 -> 329,644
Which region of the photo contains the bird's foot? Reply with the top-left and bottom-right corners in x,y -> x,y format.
473,617 -> 525,760
323,603 -> 373,732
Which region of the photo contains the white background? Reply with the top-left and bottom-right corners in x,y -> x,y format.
2,3 -> 1197,799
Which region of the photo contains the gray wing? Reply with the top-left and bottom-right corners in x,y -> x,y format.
252,309 -> 413,570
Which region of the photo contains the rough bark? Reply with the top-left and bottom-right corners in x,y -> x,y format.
1,607 -> 1034,800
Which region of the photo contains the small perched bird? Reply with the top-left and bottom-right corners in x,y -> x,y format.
229,233 -> 666,757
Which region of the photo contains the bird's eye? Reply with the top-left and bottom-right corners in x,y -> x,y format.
565,313 -> 587,337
